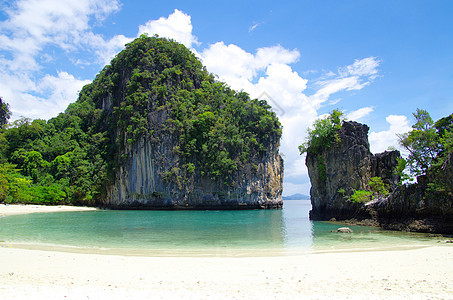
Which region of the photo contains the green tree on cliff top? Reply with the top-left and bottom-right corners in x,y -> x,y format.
399,109 -> 453,176
399,109 -> 453,194
299,109 -> 344,155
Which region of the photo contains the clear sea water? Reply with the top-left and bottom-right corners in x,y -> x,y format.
0,200 -> 443,256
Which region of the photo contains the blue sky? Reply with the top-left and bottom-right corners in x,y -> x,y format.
1,0 -> 452,195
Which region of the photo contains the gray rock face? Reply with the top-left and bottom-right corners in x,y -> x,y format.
103,108 -> 283,209
306,121 -> 399,220
104,137 -> 283,209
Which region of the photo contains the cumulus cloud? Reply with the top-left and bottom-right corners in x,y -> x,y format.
0,70 -> 90,119
0,0 -> 121,70
94,9 -> 200,67
138,9 -> 199,48
39,71 -> 91,116
94,34 -> 132,66
0,0 -> 122,120
369,115 -> 412,154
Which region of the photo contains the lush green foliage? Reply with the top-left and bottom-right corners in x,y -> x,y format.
0,116 -> 105,205
368,176 -> 389,198
299,110 -> 344,155
349,190 -> 373,203
398,109 -> 453,193
399,109 -> 439,176
395,157 -> 411,185
349,177 -> 389,203
0,35 -> 282,205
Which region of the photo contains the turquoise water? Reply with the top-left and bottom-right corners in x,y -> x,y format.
0,200 -> 442,256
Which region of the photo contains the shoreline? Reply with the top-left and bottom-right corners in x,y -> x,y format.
0,204 -> 448,256
0,204 -> 98,217
1,204 -> 452,298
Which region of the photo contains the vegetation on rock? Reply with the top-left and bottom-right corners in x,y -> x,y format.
298,109 -> 344,155
398,109 -> 453,194
349,176 -> 389,203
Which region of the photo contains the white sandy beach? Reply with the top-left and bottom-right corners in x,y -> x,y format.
0,205 -> 452,299
0,204 -> 97,217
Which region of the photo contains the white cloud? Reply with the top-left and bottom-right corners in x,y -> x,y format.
341,57 -> 380,77
346,106 -> 374,122
0,0 -> 120,71
201,42 -> 256,83
0,70 -> 90,120
309,57 -> 380,109
94,34 -> 132,65
138,9 -> 199,48
249,23 -> 260,33
369,115 -> 412,154
39,71 -> 91,117
0,0 -> 122,120
255,46 -> 300,69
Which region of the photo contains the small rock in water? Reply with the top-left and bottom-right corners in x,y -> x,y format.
332,227 -> 353,233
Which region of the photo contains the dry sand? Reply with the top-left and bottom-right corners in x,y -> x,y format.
0,204 -> 97,217
0,205 -> 452,299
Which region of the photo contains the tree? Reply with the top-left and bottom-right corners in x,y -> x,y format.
399,109 -> 439,176
299,109 -> 344,155
0,97 -> 11,128
398,109 -> 453,195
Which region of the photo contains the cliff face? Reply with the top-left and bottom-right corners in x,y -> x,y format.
78,36 -> 283,209
306,120 -> 453,233
104,134 -> 283,209
307,121 -> 399,220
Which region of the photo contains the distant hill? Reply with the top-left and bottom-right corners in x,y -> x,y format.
282,193 -> 310,200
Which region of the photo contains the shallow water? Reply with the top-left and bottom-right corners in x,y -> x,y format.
0,200 -> 443,256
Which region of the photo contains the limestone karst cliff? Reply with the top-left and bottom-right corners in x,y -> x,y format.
375,153 -> 453,233
306,120 -> 453,233
75,35 -> 283,209
306,121 -> 399,220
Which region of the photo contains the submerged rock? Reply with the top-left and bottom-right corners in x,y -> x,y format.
332,227 -> 353,233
